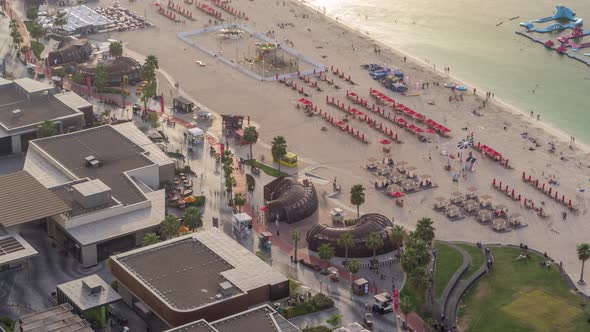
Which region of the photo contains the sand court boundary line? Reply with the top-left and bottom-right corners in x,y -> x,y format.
177,24 -> 327,81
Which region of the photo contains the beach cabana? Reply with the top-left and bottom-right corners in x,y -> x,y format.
450,191 -> 464,204
466,186 -> 479,199
366,157 -> 378,170
508,213 -> 524,228
386,184 -> 403,196
478,210 -> 493,223
401,179 -> 418,192
389,171 -> 405,184
479,194 -> 493,208
374,176 -> 388,189
446,205 -> 463,220
492,218 -> 509,232
464,199 -> 479,212
395,161 -> 408,173
405,166 -> 418,178
419,174 -> 433,187
433,197 -> 450,210
494,204 -> 508,217
377,165 -> 391,176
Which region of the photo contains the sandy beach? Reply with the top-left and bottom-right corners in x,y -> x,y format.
101,0 -> 590,294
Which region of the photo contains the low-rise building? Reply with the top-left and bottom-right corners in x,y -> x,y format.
165,304 -> 301,332
110,228 -> 290,331
23,122 -> 175,267
57,274 -> 122,315
18,303 -> 94,332
0,78 -> 88,155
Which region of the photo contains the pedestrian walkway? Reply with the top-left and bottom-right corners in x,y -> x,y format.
433,241 -> 491,330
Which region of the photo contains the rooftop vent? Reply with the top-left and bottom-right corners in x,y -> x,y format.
219,281 -> 234,296
84,155 -> 100,168
12,109 -> 22,117
82,279 -> 103,295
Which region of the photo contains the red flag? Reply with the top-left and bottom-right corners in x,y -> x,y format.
394,290 -> 400,311
160,95 -> 165,113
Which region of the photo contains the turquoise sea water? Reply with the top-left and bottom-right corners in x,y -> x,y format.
307,0 -> 590,143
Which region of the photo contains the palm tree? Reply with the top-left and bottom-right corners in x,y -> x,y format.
225,176 -> 237,204
318,243 -> 335,271
337,232 -> 354,263
109,41 -> 123,57
38,120 -> 57,138
414,217 -> 435,244
350,184 -> 365,219
346,258 -> 360,281
28,23 -> 45,41
577,243 -> 590,283
290,230 -> 301,262
366,232 -> 384,262
9,20 -> 23,52
94,64 -> 108,92
233,192 -> 246,212
142,233 -> 161,246
399,294 -> 414,326
160,215 -> 180,239
184,207 -> 202,231
54,12 -> 68,31
243,126 -> 259,159
390,225 -> 406,249
146,55 -> 159,70
409,266 -> 431,300
271,136 -> 287,172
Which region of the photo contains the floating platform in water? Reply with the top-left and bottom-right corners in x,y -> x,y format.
515,30 -> 590,67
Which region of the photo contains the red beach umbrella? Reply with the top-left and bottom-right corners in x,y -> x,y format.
380,139 -> 392,145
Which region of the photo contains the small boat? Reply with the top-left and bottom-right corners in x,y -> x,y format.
443,83 -> 455,88
456,86 -> 467,91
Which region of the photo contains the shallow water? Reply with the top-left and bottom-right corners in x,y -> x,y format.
308,0 -> 590,142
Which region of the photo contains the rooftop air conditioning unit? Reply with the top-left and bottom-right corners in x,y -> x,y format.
12,109 -> 22,117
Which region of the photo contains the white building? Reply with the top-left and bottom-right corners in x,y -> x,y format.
24,122 -> 175,267
0,78 -> 89,155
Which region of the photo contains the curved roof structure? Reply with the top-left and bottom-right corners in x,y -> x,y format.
80,56 -> 142,76
306,213 -> 396,258
263,177 -> 318,224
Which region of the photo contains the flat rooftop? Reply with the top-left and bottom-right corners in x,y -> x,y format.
113,229 -> 288,311
33,125 -> 152,205
212,306 -> 279,332
118,235 -> 240,310
0,232 -> 39,266
19,303 -> 94,332
57,274 -> 122,311
0,171 -> 71,228
0,93 -> 80,131
51,180 -> 118,217
166,305 -> 301,332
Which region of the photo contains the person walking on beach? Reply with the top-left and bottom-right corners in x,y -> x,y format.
537,114 -> 541,121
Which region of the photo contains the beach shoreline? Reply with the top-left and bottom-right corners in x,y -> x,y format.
296,0 -> 590,153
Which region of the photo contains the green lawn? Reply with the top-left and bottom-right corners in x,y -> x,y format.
434,242 -> 464,298
458,247 -> 590,332
243,159 -> 288,177
456,243 -> 485,280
